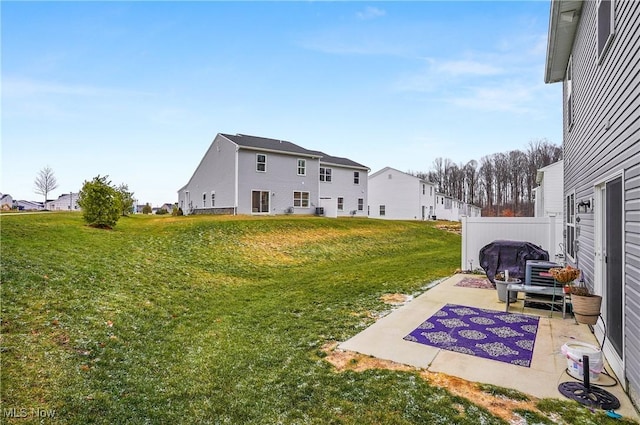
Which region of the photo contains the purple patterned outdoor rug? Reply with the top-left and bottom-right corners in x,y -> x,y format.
404,304 -> 539,367
454,277 -> 494,290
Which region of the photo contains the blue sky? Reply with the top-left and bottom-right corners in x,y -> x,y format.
2,1 -> 562,207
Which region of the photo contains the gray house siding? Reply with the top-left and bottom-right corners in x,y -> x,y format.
236,149 -> 320,215
549,0 -> 640,406
319,164 -> 368,217
179,134 -> 237,213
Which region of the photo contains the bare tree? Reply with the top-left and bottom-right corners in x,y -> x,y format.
463,160 -> 478,204
34,166 -> 59,206
424,139 -> 562,216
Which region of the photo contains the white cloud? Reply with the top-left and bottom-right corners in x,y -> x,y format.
356,6 -> 386,21
448,82 -> 540,114
435,60 -> 504,77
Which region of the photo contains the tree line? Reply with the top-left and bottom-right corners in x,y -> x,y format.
411,139 -> 562,217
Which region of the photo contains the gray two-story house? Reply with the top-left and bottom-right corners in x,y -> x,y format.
178,133 -> 369,217
545,0 -> 640,406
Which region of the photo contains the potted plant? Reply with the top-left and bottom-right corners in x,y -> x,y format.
550,266 -> 601,325
494,272 -> 520,303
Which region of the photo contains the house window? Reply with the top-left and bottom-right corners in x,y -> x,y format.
297,159 -> 306,176
293,191 -> 309,208
566,193 -> 576,260
430,187 -> 433,196
211,191 -> 215,207
598,0 -> 615,60
252,191 -> 269,213
256,154 -> 267,172
423,184 -> 425,195
354,171 -> 360,185
358,198 -> 364,211
320,167 -> 332,182
379,205 -> 386,216
337,197 -> 344,211
203,193 -> 207,207
566,58 -> 573,129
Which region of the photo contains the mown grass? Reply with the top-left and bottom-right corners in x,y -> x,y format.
1,213 -> 632,424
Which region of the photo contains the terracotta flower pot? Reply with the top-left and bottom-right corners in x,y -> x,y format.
571,293 -> 602,325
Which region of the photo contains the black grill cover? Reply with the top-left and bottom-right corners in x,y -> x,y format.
479,240 -> 549,283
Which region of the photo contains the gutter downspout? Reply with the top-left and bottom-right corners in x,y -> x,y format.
234,146 -> 239,215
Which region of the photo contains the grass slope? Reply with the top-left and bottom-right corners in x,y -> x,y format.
1,213 -> 631,424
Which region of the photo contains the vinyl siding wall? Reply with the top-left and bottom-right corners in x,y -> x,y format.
319,164 -> 368,217
368,168 -> 435,220
563,0 -> 640,401
179,135 -> 237,213
237,150 -> 320,215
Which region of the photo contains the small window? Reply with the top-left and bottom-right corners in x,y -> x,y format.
297,159 -> 306,176
211,191 -> 215,207
354,171 -> 360,185
379,205 -> 385,216
566,193 -> 576,259
337,197 -> 344,211
422,184 -> 425,195
320,167 -> 332,182
203,193 -> 207,206
598,0 -> 615,60
358,198 -> 364,211
293,191 -> 309,208
388,174 -> 392,179
256,154 -> 267,172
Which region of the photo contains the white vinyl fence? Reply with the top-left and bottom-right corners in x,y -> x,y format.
461,215 -> 563,271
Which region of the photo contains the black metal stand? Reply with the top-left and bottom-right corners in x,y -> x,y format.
558,354 -> 620,410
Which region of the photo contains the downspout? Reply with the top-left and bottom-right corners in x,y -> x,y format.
234,146 -> 239,215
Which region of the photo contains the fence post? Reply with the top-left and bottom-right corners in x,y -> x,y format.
461,216 -> 468,271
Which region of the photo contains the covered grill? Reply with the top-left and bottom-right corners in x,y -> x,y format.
479,240 -> 549,283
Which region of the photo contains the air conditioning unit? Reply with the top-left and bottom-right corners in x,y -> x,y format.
525,260 -> 560,287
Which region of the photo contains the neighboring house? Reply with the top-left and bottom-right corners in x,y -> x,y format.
534,160 -> 564,261
368,167 -> 437,220
179,133 -> 369,217
317,153 -> 369,218
159,203 -> 175,213
0,193 -> 14,210
460,202 -> 482,218
368,167 -> 481,221
533,160 -> 564,219
545,0 -> 640,405
46,193 -> 80,211
15,200 -> 44,211
434,193 -> 459,221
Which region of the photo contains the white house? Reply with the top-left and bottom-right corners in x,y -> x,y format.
46,193 -> 80,211
0,193 -> 14,210
16,200 -> 44,211
178,133 -> 369,217
368,167 -> 481,221
533,160 -> 564,219
368,167 -> 437,220
534,160 -> 564,261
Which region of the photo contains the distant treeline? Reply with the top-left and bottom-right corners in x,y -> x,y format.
409,139 -> 562,217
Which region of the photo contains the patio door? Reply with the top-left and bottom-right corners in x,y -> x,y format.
251,191 -> 269,213
595,175 -> 624,381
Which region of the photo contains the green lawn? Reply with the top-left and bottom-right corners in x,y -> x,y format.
1,213 -> 634,424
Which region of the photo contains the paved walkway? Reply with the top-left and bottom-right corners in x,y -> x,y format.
340,274 -> 639,420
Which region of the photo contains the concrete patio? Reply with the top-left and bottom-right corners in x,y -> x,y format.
339,274 -> 639,420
